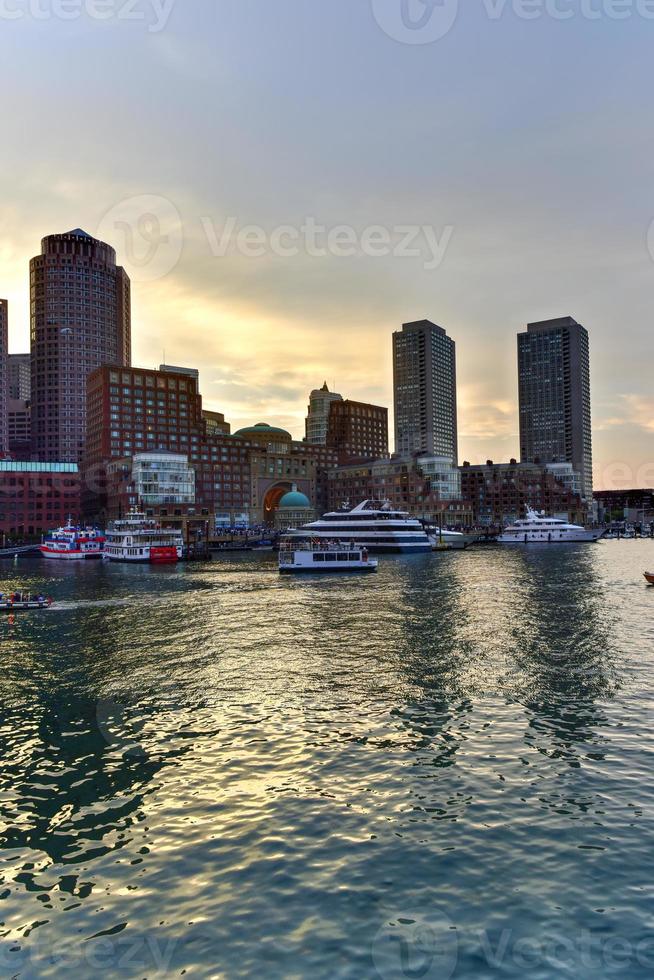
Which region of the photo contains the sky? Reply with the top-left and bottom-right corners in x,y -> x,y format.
1,0 -> 654,489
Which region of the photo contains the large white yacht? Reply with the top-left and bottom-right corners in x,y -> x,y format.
103,510 -> 184,563
292,500 -> 446,554
498,508 -> 603,544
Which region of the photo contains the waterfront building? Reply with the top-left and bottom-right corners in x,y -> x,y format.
594,488 -> 654,524
0,460 -> 81,540
326,399 -> 389,462
84,364 -> 250,528
518,316 -> 593,501
84,368 -> 337,529
327,455 -> 472,527
459,459 -> 585,526
8,399 -> 31,460
8,352 -> 31,401
0,300 -> 8,456
305,383 -> 343,445
30,229 -> 131,462
393,320 -> 458,463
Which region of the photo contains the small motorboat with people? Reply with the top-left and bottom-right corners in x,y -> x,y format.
0,591 -> 53,611
279,538 -> 378,574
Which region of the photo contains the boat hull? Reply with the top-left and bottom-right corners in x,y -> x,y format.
498,533 -> 602,544
40,548 -> 103,560
280,566 -> 377,574
1,601 -> 50,611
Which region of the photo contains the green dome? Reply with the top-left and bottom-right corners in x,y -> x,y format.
279,490 -> 312,509
234,422 -> 292,439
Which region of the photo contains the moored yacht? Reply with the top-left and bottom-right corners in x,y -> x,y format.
498,508 -> 603,544
103,510 -> 184,563
40,522 -> 105,560
290,500 -> 432,554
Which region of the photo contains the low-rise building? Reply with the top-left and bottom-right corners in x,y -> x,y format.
460,459 -> 585,526
0,460 -> 81,540
327,455 -> 472,526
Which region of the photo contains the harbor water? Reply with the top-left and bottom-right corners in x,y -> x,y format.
2,541 -> 654,978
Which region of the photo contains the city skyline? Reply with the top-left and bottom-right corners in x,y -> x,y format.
2,6 -> 653,488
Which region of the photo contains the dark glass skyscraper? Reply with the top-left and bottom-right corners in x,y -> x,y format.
393,320 -> 458,463
518,316 -> 593,501
30,229 -> 131,462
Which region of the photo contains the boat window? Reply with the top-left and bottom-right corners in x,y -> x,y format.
313,554 -> 325,562
325,554 -> 336,561
348,554 -> 359,561
338,553 -> 349,562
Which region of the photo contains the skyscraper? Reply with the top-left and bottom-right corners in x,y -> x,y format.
305,382 -> 343,444
393,320 -> 458,463
8,353 -> 31,400
0,300 -> 8,456
518,316 -> 593,500
30,229 -> 131,462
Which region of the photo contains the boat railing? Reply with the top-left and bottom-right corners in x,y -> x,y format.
280,540 -> 365,554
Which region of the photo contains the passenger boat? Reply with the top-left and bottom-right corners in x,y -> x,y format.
40,521 -> 105,560
644,572 -> 654,586
279,539 -> 378,574
103,510 -> 184,563
498,507 -> 603,544
0,592 -> 53,611
290,500 -> 432,554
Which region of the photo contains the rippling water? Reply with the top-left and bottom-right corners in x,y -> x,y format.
1,542 -> 654,978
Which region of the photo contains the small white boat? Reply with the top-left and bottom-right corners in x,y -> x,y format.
279,540 -> 378,574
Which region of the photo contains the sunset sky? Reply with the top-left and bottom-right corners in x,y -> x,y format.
2,1 -> 654,488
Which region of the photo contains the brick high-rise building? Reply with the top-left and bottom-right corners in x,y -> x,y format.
30,229 -> 131,463
0,300 -> 8,455
393,320 -> 458,463
518,316 -> 593,501
326,399 -> 389,462
8,353 -> 31,400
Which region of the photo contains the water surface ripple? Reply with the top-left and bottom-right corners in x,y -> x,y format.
1,542 -> 653,978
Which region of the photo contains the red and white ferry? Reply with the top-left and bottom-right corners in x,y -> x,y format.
40,521 -> 105,560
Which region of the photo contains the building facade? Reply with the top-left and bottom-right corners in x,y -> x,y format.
460,459 -> 585,526
0,461 -> 81,540
305,383 -> 343,444
393,320 -> 458,463
326,398 -> 389,462
84,368 -> 338,528
8,352 -> 31,401
327,455 -> 471,526
30,229 -> 131,463
518,316 -> 593,501
0,300 -> 8,456
8,399 -> 32,460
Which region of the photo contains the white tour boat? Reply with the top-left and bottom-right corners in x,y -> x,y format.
40,521 -> 105,560
279,540 -> 378,574
291,500 -> 434,554
498,508 -> 603,544
103,510 -> 184,563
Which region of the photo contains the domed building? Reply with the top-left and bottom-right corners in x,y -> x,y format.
233,422 -> 292,455
275,487 -> 315,530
